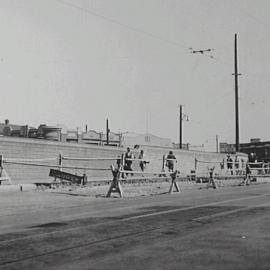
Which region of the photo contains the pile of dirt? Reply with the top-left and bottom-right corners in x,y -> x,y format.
37,177 -> 252,198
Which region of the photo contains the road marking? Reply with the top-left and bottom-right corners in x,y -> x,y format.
1,201 -> 270,267
123,192 -> 270,221
0,184 -> 266,220
0,190 -> 270,245
192,201 -> 270,222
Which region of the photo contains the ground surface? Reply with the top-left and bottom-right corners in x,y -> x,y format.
0,181 -> 269,270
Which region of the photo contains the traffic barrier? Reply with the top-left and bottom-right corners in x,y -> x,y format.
195,158 -> 247,178
168,170 -> 180,193
3,160 -> 111,171
239,171 -> 251,186
106,165 -> 124,198
0,155 -> 12,185
49,169 -> 87,186
207,167 -> 218,189
106,165 -> 180,198
3,153 -> 111,171
4,150 -> 270,195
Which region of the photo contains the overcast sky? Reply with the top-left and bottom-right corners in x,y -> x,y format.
0,0 -> 270,151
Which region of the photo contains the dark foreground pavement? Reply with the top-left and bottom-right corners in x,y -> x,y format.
0,184 -> 270,270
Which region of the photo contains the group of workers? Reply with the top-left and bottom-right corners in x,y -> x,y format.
117,147 -> 177,177
117,148 -> 253,179
226,154 -> 246,175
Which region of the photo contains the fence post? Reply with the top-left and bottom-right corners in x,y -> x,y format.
81,173 -> 87,186
0,155 -> 3,178
195,157 -> 197,171
58,153 -> 63,172
0,155 -> 3,181
121,154 -> 125,169
162,155 -> 166,172
159,155 -> 166,177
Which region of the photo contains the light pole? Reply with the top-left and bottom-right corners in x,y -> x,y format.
179,105 -> 182,149
179,105 -> 189,149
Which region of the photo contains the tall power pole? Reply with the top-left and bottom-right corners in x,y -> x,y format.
179,105 -> 182,149
234,34 -> 241,152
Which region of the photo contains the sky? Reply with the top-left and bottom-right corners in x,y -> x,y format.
0,0 -> 270,151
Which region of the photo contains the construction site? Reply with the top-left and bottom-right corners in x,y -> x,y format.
1,0 -> 270,269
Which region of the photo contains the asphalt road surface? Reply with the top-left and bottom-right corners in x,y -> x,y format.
0,184 -> 270,270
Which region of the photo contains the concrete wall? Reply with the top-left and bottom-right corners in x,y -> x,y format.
0,137 -> 246,184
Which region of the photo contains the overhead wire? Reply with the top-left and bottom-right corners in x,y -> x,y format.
55,0 -> 191,52
231,2 -> 270,32
55,0 -> 242,73
55,0 -> 269,131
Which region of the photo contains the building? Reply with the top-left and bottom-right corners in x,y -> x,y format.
172,143 -> 205,151
219,142 -> 236,154
0,120 -> 171,148
240,139 -> 270,162
81,130 -> 121,146
220,138 -> 270,162
121,132 -> 172,148
0,119 -> 30,137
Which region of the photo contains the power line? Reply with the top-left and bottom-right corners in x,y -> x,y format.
232,2 -> 270,32
55,0 -> 244,75
55,0 -> 190,52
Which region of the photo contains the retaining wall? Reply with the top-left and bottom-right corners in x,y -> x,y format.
0,137 -> 246,184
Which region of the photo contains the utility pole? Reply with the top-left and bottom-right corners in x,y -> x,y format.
106,118 -> 110,146
216,135 -> 219,153
233,34 -> 241,152
179,105 -> 182,149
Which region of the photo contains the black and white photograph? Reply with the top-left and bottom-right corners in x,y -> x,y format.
0,1 -> 269,269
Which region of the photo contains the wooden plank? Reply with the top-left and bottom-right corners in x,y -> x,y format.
49,169 -> 83,183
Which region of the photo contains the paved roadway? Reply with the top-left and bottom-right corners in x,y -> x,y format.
0,184 -> 270,270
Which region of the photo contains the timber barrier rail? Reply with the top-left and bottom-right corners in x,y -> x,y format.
1,153 -> 270,196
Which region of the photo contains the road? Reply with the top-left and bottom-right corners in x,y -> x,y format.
0,183 -> 269,270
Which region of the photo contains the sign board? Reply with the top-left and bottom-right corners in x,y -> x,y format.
49,169 -> 84,184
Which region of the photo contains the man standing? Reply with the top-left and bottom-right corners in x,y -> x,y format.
124,147 -> 133,176
227,155 -> 233,175
138,150 -> 149,172
166,151 -> 177,172
235,155 -> 240,175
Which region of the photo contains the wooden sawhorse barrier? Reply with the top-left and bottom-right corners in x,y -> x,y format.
106,165 -> 124,198
239,174 -> 251,186
207,167 -> 218,189
106,166 -> 180,198
239,164 -> 251,186
169,170 -> 180,194
0,155 -> 12,185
